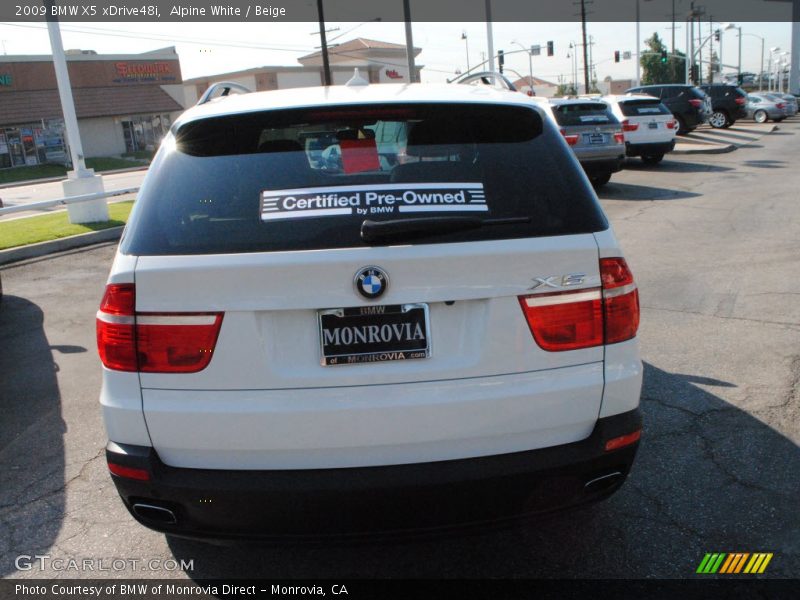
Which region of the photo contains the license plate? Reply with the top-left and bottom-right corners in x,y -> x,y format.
648,122 -> 659,129
588,133 -> 605,144
318,304 -> 430,366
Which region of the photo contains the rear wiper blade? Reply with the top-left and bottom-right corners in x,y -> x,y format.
360,216 -> 531,243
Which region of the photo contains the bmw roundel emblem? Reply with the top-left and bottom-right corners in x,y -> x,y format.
354,266 -> 388,300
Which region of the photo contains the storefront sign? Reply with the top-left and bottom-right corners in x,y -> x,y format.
0,74 -> 12,86
114,62 -> 176,83
385,69 -> 403,80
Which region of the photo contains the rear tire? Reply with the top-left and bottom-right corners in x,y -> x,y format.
754,110 -> 768,124
641,154 -> 664,164
591,172 -> 612,187
709,110 -> 730,128
675,117 -> 691,135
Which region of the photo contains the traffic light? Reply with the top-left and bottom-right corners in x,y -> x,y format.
660,49 -> 668,63
498,49 -> 504,73
614,50 -> 620,63
738,73 -> 745,85
714,29 -> 721,42
691,64 -> 699,82
547,41 -> 554,57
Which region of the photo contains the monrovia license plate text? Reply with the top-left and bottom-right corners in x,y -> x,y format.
319,304 -> 430,366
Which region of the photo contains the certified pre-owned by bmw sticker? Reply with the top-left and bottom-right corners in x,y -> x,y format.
97,82 -> 643,538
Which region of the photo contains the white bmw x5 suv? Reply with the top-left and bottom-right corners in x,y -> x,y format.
97,82 -> 643,538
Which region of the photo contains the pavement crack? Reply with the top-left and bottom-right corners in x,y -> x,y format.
641,304 -> 800,329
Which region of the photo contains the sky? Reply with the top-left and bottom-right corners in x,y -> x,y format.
0,20 -> 792,84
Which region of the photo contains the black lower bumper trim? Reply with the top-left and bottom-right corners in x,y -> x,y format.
107,409 -> 642,539
626,140 -> 676,157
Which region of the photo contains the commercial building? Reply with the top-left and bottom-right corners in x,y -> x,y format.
0,47 -> 183,169
183,38 -> 422,105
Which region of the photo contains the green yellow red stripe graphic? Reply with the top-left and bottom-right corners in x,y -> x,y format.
696,552 -> 773,574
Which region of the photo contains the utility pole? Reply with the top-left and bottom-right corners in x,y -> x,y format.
671,0 -> 676,58
485,0 -> 495,72
402,0 -> 417,82
316,0 -> 332,86
580,0 -> 590,93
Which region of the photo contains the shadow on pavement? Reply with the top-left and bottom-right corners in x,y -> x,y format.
0,295 -> 67,576
623,160 -> 734,174
742,160 -> 787,169
598,182 -> 702,202
166,362 -> 799,578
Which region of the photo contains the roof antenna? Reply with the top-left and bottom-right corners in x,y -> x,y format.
345,68 -> 369,86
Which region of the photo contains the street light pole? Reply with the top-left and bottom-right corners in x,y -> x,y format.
462,32 -> 470,71
635,0 -> 641,87
485,0 -> 495,72
45,6 -> 108,224
316,0 -> 331,86
511,41 -> 533,89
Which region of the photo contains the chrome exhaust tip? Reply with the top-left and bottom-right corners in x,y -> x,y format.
584,471 -> 623,494
132,503 -> 177,524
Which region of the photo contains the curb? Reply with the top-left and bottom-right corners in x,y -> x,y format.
0,165 -> 148,190
0,226 -> 123,266
671,123 -> 777,155
672,143 -> 736,155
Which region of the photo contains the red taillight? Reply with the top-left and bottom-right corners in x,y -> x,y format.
518,290 -> 603,351
136,314 -> 223,373
560,128 -> 579,146
600,257 -> 640,344
605,429 -> 642,452
776,102 -> 785,109
621,119 -> 639,132
518,257 -> 639,352
666,120 -> 677,129
735,96 -> 746,105
688,98 -> 703,108
97,284 -> 138,371
108,462 -> 150,481
96,284 -> 223,373
613,132 -> 625,144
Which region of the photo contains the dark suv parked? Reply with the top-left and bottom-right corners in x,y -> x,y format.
625,84 -> 712,135
699,84 -> 748,128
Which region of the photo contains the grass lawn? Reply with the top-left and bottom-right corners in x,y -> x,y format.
0,201 -> 133,250
0,157 -> 148,185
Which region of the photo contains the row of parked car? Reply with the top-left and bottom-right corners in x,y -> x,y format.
531,83 -> 798,187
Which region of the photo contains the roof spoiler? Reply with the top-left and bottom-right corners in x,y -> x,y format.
196,81 -> 253,106
448,70 -> 517,92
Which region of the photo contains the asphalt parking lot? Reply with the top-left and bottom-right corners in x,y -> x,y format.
1,119 -> 798,580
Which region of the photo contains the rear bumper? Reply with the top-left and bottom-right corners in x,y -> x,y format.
579,155 -> 625,175
625,140 -> 676,157
106,408 -> 642,540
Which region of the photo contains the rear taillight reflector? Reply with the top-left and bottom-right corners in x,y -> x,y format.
96,284 -> 223,373
136,314 -> 223,373
621,120 -> 639,132
97,284 -> 138,372
518,257 -> 640,352
613,132 -> 625,144
605,429 -> 642,452
667,120 -> 677,129
518,290 -> 603,351
688,98 -> 703,108
735,96 -> 746,105
776,102 -> 785,109
108,462 -> 150,481
560,128 -> 580,146
600,257 -> 640,344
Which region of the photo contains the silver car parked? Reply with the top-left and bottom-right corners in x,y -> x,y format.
745,93 -> 787,123
533,98 -> 625,187
772,93 -> 798,117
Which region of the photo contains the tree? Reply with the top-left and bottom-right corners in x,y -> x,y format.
641,32 -> 686,85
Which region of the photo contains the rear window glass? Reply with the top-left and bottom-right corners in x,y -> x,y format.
619,99 -> 671,116
552,103 -> 616,126
122,103 -> 607,256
